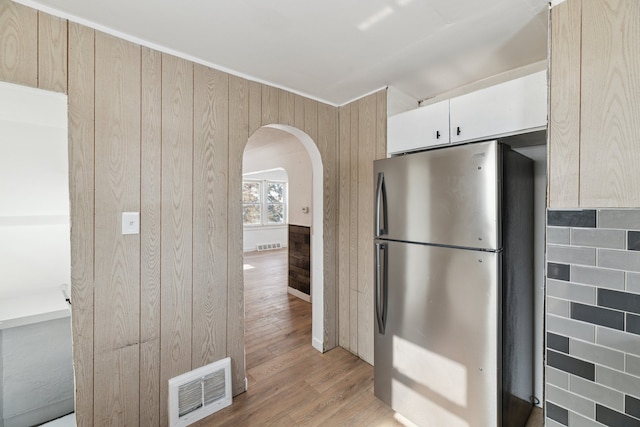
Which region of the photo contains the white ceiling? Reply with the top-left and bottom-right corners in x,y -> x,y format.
18,0 -> 549,106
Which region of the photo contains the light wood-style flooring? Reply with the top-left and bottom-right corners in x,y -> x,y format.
197,249 -> 543,426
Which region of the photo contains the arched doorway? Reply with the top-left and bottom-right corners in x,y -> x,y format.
243,124 -> 324,351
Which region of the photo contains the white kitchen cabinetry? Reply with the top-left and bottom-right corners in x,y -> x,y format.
449,70 -> 547,143
387,70 -> 547,155
387,100 -> 449,155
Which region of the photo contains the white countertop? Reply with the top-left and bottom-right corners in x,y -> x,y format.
0,289 -> 71,330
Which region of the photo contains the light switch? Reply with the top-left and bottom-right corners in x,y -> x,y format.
122,212 -> 140,235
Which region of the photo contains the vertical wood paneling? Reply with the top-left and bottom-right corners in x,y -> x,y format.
160,53 -> 194,426
67,22 -> 95,427
6,4 -> 355,422
348,102 -> 359,354
37,13 -> 67,93
549,0 -> 581,208
193,65 -> 230,367
228,75 -> 249,395
140,46 -> 162,427
338,105 -> 351,349
304,99 -> 318,142
0,0 -> 37,87
318,103 -> 338,350
357,94 -> 377,364
338,91 -> 386,360
139,342 -> 159,426
261,85 -> 279,125
248,80 -> 262,136
279,89 -> 296,126
94,31 -> 141,354
93,32 -> 141,425
94,346 -> 140,426
294,94 -> 305,130
580,0 -> 640,207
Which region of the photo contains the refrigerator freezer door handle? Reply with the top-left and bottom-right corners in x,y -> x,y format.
375,172 -> 388,237
375,242 -> 388,334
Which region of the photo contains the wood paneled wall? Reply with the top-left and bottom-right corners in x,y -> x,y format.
549,0 -> 640,207
0,0 -> 66,92
579,0 -> 640,206
0,1 -> 388,425
548,0 -> 581,207
337,92 -> 387,364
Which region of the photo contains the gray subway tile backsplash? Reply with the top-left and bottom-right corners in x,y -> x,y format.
547,401 -> 570,425
629,273 -> 640,293
548,210 -> 597,228
547,384 -> 596,418
547,208 -> 640,426
629,231 -> 640,251
548,244 -> 597,266
569,375 -> 624,412
626,313 -> 640,336
546,418 -> 567,427
596,404 -> 640,427
598,209 -> 640,230
597,289 -> 640,315
548,296 -> 571,317
549,226 -> 571,244
547,350 -> 595,381
627,354 -> 640,377
547,366 -> 570,389
570,302 -> 624,331
571,228 -> 626,249
569,339 -> 625,371
547,279 -> 596,305
598,248 -> 640,273
547,314 -> 596,342
571,265 -> 625,290
569,411 -> 610,427
549,262 -> 571,281
597,326 -> 640,355
626,395 -> 640,420
595,365 -> 640,398
548,332 -> 570,353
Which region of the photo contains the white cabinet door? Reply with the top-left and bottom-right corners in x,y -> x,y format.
387,100 -> 449,155
449,70 -> 547,143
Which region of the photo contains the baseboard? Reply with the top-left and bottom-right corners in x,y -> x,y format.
312,337 -> 323,352
287,287 -> 311,302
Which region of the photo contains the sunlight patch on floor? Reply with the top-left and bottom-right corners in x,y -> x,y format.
243,264 -> 255,270
394,412 -> 418,426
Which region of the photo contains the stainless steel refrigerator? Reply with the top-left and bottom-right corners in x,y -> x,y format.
373,140 -> 534,427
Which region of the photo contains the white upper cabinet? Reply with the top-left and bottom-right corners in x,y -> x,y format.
387,100 -> 449,155
387,70 -> 548,155
449,70 -> 548,144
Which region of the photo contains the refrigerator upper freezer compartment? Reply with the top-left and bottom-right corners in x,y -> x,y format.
374,140 -> 501,251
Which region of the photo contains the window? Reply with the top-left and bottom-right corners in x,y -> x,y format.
242,180 -> 287,226
242,181 -> 261,225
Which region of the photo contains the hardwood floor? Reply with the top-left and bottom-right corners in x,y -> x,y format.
196,249 -> 405,426
197,248 -> 543,427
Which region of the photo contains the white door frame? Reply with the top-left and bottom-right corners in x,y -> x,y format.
256,124 -> 324,351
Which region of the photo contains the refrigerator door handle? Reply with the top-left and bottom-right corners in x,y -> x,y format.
375,242 -> 388,334
375,172 -> 388,237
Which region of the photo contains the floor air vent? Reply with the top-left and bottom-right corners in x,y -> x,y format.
168,357 -> 232,426
256,242 -> 282,251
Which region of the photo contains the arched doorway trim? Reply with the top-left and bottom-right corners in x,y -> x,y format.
257,124 -> 324,351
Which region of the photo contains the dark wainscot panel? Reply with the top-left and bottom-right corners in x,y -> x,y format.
288,225 -> 310,297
